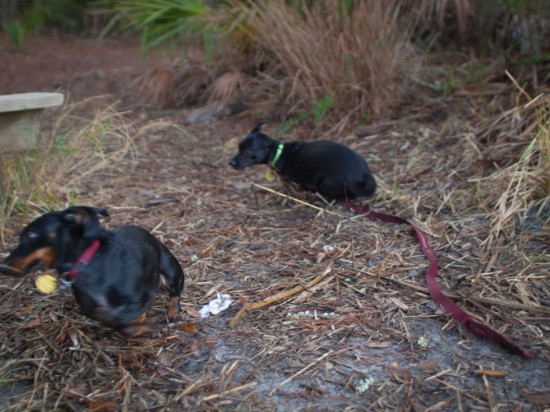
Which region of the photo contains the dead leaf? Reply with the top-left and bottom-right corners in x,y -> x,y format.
475,369 -> 508,377
425,400 -> 451,412
388,296 -> 410,311
183,305 -> 201,318
88,400 -> 118,412
179,321 -> 197,333
521,388 -> 550,405
20,318 -> 43,329
416,358 -> 440,371
388,362 -> 410,379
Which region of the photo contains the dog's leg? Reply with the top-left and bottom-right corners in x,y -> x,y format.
132,311 -> 147,324
158,244 -> 185,321
168,296 -> 180,320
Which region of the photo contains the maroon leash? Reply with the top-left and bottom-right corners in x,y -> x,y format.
67,239 -> 101,280
346,202 -> 534,359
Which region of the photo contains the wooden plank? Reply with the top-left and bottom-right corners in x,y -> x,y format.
0,92 -> 64,113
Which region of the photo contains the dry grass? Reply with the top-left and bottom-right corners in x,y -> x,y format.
0,97 -> 138,240
405,0 -> 549,55
130,62 -> 214,109
473,81 -> 550,248
130,65 -> 180,109
125,0 -> 549,129
228,0 -> 418,124
405,0 -> 476,43
206,70 -> 247,104
131,1 -> 420,125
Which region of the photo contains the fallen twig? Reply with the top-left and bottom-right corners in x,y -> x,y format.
252,183 -> 347,218
201,382 -> 258,401
229,264 -> 332,328
268,350 -> 334,397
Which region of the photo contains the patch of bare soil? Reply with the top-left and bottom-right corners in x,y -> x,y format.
0,33 -> 549,411
0,32 -> 157,102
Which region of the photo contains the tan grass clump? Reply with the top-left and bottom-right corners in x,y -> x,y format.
172,63 -> 214,107
206,69 -> 247,103
0,97 -> 137,239
239,0 -> 418,123
473,88 -> 549,247
130,62 -> 215,109
130,65 -> 179,109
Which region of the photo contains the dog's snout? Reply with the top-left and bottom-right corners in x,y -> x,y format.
229,156 -> 242,170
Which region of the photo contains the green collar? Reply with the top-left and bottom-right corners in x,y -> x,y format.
270,143 -> 284,168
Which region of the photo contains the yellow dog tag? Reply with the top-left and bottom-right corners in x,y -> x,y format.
265,169 -> 276,182
35,274 -> 58,294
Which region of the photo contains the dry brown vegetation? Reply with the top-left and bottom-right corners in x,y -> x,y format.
0,0 -> 549,410
238,0 -> 417,123
130,0 -> 422,126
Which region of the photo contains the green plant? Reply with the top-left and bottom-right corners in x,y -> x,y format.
274,93 -> 335,136
1,0 -> 92,46
98,0 -> 210,50
311,93 -> 334,123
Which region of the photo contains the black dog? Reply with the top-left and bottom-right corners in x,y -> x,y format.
0,206 -> 184,337
229,124 -> 376,201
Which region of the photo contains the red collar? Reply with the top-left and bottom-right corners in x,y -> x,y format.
68,239 -> 101,280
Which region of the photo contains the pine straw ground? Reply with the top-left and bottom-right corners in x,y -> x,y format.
1,108 -> 549,411
1,36 -> 550,411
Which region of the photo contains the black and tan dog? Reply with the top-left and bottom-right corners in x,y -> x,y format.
0,206 -> 184,337
229,123 -> 376,201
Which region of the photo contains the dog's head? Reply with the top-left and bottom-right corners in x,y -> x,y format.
229,123 -> 278,170
1,206 -> 109,275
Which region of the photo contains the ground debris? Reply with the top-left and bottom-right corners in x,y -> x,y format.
0,33 -> 548,411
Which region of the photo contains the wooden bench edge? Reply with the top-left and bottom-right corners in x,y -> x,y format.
0,92 -> 65,113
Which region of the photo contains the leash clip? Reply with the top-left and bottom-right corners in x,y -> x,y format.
57,277 -> 73,293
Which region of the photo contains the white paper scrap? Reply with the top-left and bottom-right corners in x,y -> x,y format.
199,293 -> 234,318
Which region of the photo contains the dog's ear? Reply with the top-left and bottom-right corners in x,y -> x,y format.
62,206 -> 109,238
251,122 -> 263,134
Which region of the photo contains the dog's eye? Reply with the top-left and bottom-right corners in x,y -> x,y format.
22,232 -> 38,243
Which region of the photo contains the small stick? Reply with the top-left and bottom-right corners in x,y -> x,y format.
229,264 -> 332,328
268,350 -> 334,397
480,364 -> 497,412
424,368 -> 452,382
201,382 -> 258,401
252,183 -> 347,219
